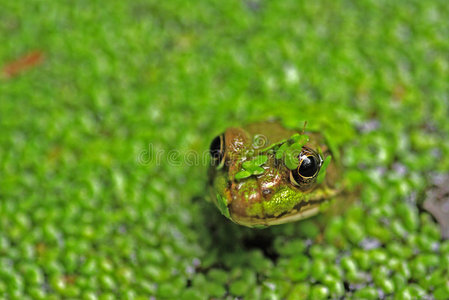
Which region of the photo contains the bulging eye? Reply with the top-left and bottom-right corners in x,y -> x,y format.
209,134 -> 225,167
290,148 -> 322,187
298,155 -> 319,177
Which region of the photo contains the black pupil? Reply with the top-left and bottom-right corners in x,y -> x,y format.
298,156 -> 318,177
209,135 -> 224,161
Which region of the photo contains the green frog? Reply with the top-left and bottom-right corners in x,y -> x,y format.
208,121 -> 341,228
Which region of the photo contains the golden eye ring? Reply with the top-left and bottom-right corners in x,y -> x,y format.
290,149 -> 322,187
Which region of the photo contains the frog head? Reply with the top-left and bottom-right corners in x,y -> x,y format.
208,121 -> 339,228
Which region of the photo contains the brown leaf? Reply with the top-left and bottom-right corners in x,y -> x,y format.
2,50 -> 44,78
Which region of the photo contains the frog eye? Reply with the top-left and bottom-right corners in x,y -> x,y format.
209,134 -> 225,167
290,150 -> 322,187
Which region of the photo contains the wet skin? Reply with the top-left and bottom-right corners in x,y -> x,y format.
208,121 -> 340,228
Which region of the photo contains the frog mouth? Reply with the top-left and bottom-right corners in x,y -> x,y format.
231,198 -> 327,227
274,197 -> 327,219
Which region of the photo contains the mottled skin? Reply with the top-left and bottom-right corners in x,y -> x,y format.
209,121 -> 340,228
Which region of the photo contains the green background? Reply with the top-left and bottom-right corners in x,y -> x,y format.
1,0 -> 449,299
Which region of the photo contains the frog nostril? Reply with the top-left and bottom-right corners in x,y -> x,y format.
262,189 -> 272,195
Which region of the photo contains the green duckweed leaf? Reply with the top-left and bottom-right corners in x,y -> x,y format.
252,166 -> 265,175
285,148 -> 300,170
242,161 -> 253,170
276,142 -> 289,159
243,155 -> 268,170
216,194 -> 230,219
239,155 -> 268,178
235,170 -> 252,180
290,133 -> 301,142
293,134 -> 310,145
290,142 -> 304,152
252,155 -> 268,166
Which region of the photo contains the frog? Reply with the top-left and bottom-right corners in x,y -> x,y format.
208,121 -> 341,228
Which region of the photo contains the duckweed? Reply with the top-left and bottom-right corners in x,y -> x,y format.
1,0 -> 449,298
